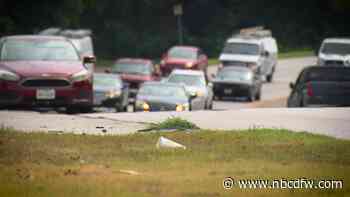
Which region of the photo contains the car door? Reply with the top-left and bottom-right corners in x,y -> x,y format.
288,70 -> 307,107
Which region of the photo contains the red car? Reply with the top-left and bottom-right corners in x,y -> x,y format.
111,58 -> 161,102
160,46 -> 208,76
0,35 -> 95,112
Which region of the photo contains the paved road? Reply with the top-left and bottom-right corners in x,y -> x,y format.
1,108 -> 349,139
4,56 -> 347,139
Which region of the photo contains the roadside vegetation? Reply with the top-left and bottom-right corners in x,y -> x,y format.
0,127 -> 349,197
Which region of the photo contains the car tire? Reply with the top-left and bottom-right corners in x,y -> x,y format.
247,90 -> 255,102
66,106 -> 93,114
266,66 -> 275,83
255,89 -> 261,101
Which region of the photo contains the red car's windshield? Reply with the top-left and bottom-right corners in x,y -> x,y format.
168,47 -> 197,60
0,39 -> 80,61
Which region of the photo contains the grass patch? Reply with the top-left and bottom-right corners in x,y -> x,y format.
279,49 -> 314,59
1,128 -> 349,197
148,117 -> 199,131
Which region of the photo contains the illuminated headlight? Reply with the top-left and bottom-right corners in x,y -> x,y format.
196,91 -> 204,97
185,62 -> 194,68
245,72 -> 253,81
136,100 -> 150,111
176,103 -> 189,112
71,69 -> 90,82
0,69 -> 20,81
105,90 -> 121,98
160,60 -> 165,65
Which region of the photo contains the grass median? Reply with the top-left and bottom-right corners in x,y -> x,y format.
0,127 -> 349,197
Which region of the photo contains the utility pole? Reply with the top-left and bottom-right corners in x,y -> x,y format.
174,4 -> 183,45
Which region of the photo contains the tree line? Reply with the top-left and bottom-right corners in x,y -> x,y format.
1,0 -> 349,58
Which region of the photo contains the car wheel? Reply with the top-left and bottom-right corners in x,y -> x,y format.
266,66 -> 275,83
255,89 -> 261,101
247,90 -> 255,102
66,106 -> 92,114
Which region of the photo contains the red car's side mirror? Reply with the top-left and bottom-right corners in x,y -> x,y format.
83,56 -> 96,64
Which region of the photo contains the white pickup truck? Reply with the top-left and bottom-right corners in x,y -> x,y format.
318,38 -> 350,67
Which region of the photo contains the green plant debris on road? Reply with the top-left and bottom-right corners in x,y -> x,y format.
0,128 -> 349,197
147,117 -> 200,131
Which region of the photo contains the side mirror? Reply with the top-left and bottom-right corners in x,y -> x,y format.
83,56 -> 96,64
104,69 -> 111,73
210,73 -> 216,79
289,82 -> 295,89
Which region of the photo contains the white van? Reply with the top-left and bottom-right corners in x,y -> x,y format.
219,28 -> 278,82
318,38 -> 350,67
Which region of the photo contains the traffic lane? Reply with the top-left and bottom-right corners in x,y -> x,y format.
210,57 -> 317,110
0,110 -> 144,135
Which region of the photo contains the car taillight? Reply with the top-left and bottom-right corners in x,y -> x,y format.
307,83 -> 313,97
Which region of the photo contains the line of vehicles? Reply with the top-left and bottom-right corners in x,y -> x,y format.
1,27 -> 350,113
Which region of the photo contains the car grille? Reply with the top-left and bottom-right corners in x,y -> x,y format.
165,64 -> 185,70
325,60 -> 344,66
222,61 -> 247,67
22,79 -> 71,87
149,101 -> 176,111
128,81 -> 140,89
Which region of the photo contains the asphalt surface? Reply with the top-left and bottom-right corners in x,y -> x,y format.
2,56 -> 349,139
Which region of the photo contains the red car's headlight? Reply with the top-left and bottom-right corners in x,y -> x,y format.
71,69 -> 90,82
0,69 -> 20,81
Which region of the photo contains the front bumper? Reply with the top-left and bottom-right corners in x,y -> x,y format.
213,82 -> 252,97
94,92 -> 123,108
0,81 -> 92,107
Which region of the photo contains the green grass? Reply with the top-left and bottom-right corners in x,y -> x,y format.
0,127 -> 349,197
278,49 -> 314,59
148,117 -> 200,131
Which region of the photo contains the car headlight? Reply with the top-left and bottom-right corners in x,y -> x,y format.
176,103 -> 189,112
160,60 -> 165,65
72,69 -> 90,82
245,72 -> 253,81
136,100 -> 150,111
318,58 -> 325,66
185,62 -> 194,68
0,69 -> 20,81
105,90 -> 121,98
196,91 -> 204,97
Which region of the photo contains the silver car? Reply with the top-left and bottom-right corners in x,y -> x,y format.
167,69 -> 214,110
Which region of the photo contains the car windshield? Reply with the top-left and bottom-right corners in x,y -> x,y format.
217,69 -> 251,81
94,75 -> 121,88
112,63 -> 151,75
168,47 -> 197,60
222,42 -> 260,55
0,39 -> 80,61
321,42 -> 350,55
139,84 -> 187,99
168,74 -> 205,87
305,69 -> 350,82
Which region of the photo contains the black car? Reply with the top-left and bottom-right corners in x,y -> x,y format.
134,82 -> 197,112
93,73 -> 129,112
287,66 -> 350,107
212,66 -> 262,102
